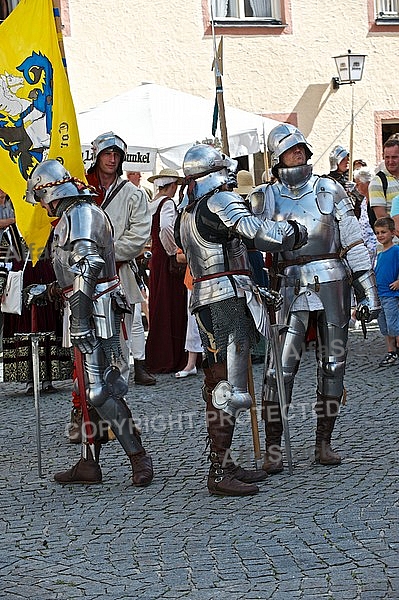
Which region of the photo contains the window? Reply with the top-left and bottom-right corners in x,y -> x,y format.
375,0 -> 399,21
211,0 -> 282,24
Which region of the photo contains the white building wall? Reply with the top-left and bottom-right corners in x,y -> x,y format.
62,0 -> 399,174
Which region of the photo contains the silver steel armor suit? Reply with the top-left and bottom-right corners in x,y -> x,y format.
176,144 -> 308,497
25,159 -> 153,487
248,124 -> 380,473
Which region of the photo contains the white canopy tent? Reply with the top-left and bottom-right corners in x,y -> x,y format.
77,83 -> 282,172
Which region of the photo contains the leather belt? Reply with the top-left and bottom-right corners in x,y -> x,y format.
278,253 -> 340,270
193,269 -> 251,284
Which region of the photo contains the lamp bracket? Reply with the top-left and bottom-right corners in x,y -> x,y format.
332,77 -> 355,90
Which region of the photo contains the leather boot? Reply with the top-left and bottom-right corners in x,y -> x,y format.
263,444 -> 284,475
126,420 -> 154,486
68,408 -> 82,444
54,448 -> 102,484
315,393 -> 342,465
129,451 -> 154,486
262,403 -> 284,474
207,453 -> 259,496
203,364 -> 264,496
134,360 -> 156,386
231,464 -> 267,484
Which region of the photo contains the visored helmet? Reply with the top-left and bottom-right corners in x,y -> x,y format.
26,159 -> 92,206
89,131 -> 127,175
267,124 -> 313,174
329,145 -> 349,171
182,144 -> 237,200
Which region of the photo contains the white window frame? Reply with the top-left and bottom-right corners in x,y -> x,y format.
375,0 -> 399,19
211,0 -> 282,23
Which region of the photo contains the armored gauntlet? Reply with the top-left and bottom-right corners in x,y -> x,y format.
352,270 -> 381,322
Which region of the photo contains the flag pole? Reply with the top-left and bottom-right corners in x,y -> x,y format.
210,3 -> 229,156
52,0 -> 68,74
262,122 -> 270,182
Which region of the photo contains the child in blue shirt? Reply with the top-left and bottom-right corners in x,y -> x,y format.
374,216 -> 399,366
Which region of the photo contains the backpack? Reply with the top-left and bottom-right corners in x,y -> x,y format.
368,170 -> 388,228
375,170 -> 388,199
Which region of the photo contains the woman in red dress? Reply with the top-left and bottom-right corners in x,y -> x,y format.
145,169 -> 187,374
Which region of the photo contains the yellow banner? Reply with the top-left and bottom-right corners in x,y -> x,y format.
0,0 -> 84,263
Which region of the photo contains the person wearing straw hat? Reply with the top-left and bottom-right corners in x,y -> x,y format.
145,168 -> 188,373
233,169 -> 255,198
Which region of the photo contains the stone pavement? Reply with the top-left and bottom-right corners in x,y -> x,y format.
0,323 -> 398,600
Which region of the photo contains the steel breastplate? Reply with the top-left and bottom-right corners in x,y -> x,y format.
179,201 -> 251,310
272,179 -> 346,285
52,204 -> 117,289
179,202 -> 249,279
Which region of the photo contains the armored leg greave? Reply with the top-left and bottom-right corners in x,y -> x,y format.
81,345 -> 144,456
56,344 -> 154,486
211,334 -> 252,418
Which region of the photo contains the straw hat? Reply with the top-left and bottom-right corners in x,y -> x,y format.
234,170 -> 254,196
147,168 -> 184,185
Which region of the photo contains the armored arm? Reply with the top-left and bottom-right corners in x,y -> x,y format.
208,190 -> 307,252
336,192 -> 381,322
352,270 -> 381,322
254,218 -> 308,252
68,239 -> 105,353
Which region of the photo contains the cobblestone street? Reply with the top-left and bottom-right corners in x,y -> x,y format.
0,323 -> 398,599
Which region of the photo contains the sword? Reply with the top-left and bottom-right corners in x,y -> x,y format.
30,304 -> 43,478
261,271 -> 294,475
247,355 -> 262,469
268,320 -> 293,475
15,301 -> 50,478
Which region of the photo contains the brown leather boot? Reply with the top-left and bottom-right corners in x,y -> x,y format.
263,445 -> 284,474
262,404 -> 284,474
68,407 -> 82,444
203,364 -> 262,495
129,451 -> 154,486
134,360 -> 156,386
315,393 -> 342,465
232,465 -> 268,483
315,440 -> 341,465
207,453 -> 259,496
54,449 -> 102,484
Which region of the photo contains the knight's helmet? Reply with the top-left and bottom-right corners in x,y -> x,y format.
267,124 -> 313,189
182,144 -> 237,201
88,131 -> 127,176
329,145 -> 349,171
26,159 -> 92,207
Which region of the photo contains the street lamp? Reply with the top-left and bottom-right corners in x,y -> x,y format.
332,50 -> 366,90
332,50 -> 366,180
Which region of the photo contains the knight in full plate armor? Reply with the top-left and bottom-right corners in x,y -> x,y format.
24,159 -> 153,487
248,124 -> 381,473
176,144 -> 308,497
